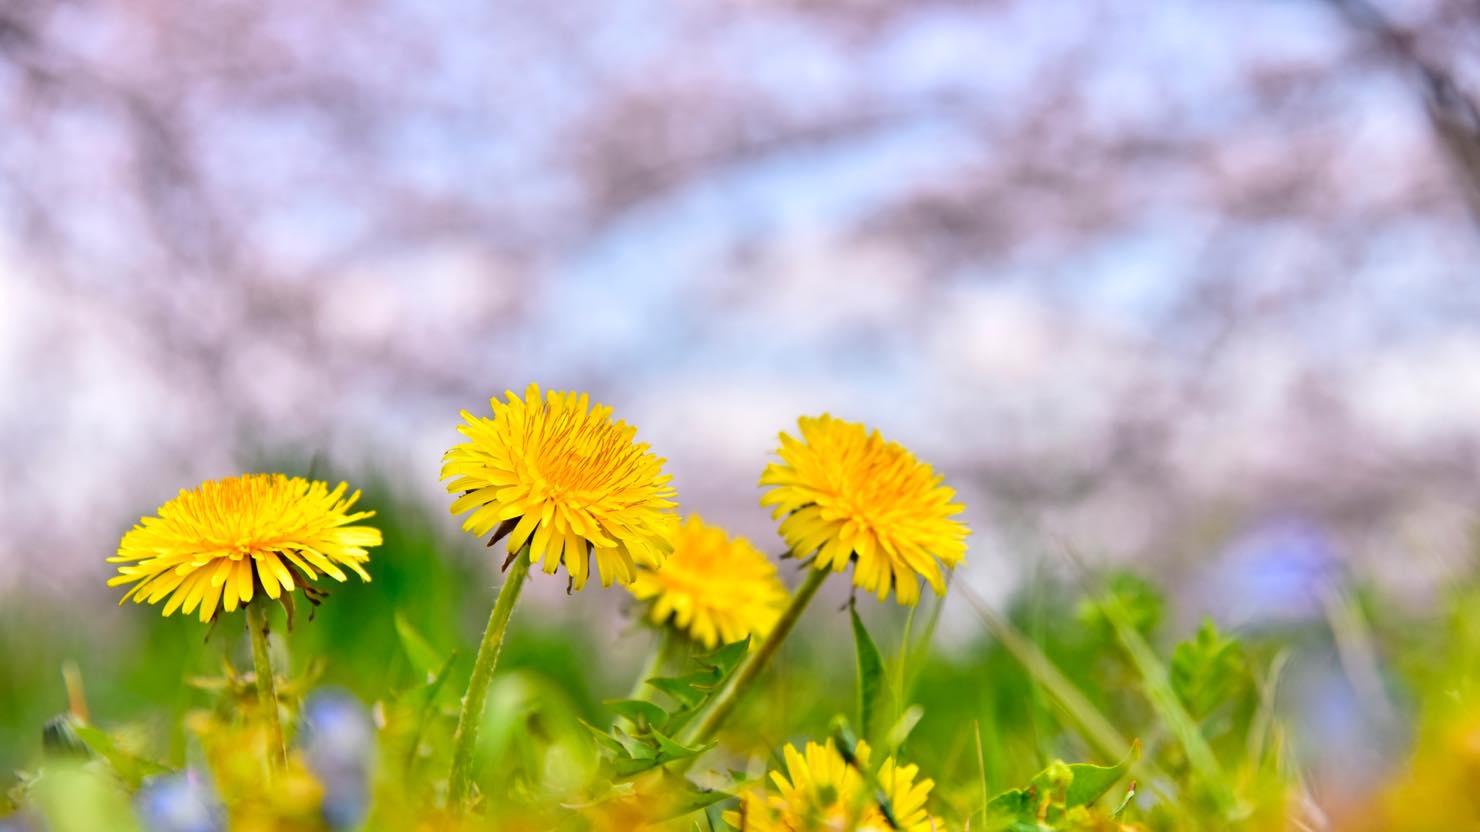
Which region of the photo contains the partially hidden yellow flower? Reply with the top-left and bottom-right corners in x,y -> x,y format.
109,474 -> 381,622
760,415 -> 967,605
186,711 -> 325,832
581,772 -> 689,831
627,515 -> 787,648
442,384 -> 678,590
724,739 -> 941,832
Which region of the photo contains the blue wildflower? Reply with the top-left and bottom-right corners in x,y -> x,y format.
300,689 -> 375,829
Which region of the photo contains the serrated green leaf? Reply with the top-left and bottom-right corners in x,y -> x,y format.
599,638 -> 751,780
1078,572 -> 1166,643
610,724 -> 658,760
649,673 -> 717,708
579,720 -> 631,758
649,726 -> 712,761
1170,618 -> 1248,719
611,756 -> 665,778
607,698 -> 670,728
695,638 -> 749,676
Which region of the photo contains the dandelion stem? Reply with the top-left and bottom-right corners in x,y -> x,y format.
447,546 -> 532,807
246,602 -> 286,772
628,626 -> 681,701
685,565 -> 830,750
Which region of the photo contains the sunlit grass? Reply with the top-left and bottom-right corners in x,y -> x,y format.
0,457 -> 1474,830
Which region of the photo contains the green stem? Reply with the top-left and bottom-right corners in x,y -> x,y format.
246,602 -> 286,772
628,626 -> 681,701
684,566 -> 830,749
447,548 -> 532,807
895,604 -> 916,729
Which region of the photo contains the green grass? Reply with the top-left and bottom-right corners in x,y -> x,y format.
1,481 -> 1475,831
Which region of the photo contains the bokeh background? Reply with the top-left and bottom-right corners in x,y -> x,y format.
3,0 -> 1480,817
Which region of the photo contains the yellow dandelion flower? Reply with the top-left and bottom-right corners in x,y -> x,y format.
108,474 -> 381,623
724,740 -> 941,832
759,415 -> 968,605
442,383 -> 678,590
628,515 -> 788,648
186,711 -> 325,831
582,773 -> 690,831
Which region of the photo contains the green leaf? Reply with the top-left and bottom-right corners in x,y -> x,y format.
70,724 -> 171,788
1078,572 -> 1165,641
394,612 -> 444,679
648,673 -> 718,708
604,728 -> 709,777
1098,594 -> 1237,815
694,638 -> 749,677
1063,743 -> 1137,808
29,761 -> 143,832
400,650 -> 460,772
648,726 -> 712,762
1170,618 -> 1248,719
611,756 -> 665,778
850,603 -> 892,744
986,745 -> 1137,824
607,698 -> 670,728
608,724 -> 658,760
986,786 -> 1035,817
595,638 -> 750,782
883,705 -> 923,752
579,720 -> 631,758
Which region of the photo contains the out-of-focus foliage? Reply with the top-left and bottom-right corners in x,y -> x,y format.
4,485 -> 1480,829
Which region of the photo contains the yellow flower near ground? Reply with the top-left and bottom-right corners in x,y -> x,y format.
108,474 -> 381,622
760,415 -> 968,605
627,515 -> 787,648
724,739 -> 941,831
442,383 -> 678,590
186,711 -> 324,832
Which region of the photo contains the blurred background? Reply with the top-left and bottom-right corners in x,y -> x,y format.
3,0 -> 1480,817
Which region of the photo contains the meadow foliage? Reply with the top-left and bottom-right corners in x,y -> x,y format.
0,387 -> 1472,831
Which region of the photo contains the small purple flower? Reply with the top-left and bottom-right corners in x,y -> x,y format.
300,688 -> 375,829
135,771 -> 223,832
1202,516 -> 1342,625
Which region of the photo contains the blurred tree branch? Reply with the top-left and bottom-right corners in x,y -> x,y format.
1326,0 -> 1480,221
